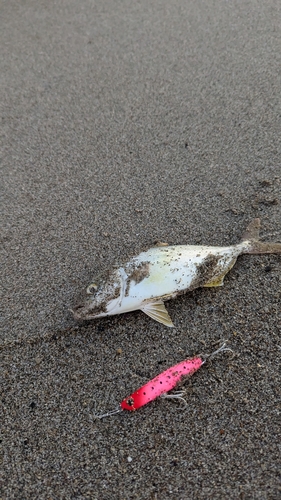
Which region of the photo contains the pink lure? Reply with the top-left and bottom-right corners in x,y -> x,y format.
121,357 -> 202,411
95,343 -> 231,418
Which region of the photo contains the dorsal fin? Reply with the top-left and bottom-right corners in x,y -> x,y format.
153,241 -> 169,247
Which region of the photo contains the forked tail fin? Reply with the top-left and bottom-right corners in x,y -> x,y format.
242,218 -> 281,254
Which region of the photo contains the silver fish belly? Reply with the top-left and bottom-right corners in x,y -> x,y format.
72,219 -> 281,327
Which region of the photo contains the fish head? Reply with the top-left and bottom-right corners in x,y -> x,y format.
72,269 -> 124,321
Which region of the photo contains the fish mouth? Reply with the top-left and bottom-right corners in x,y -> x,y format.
71,303 -> 89,320
72,303 -> 105,321
71,300 -> 101,319
72,296 -> 121,321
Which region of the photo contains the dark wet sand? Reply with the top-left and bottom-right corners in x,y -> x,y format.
1,1 -> 281,498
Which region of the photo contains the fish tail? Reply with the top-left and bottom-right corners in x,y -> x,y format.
242,218 -> 281,254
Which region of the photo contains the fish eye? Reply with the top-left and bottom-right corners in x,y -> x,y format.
87,283 -> 98,294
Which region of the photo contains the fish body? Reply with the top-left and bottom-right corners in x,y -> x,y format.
118,242 -> 246,307
73,219 -> 281,327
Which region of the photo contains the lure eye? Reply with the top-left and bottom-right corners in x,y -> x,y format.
87,283 -> 98,294
126,397 -> 134,407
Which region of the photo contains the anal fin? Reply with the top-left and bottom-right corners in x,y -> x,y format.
203,274 -> 226,287
203,257 -> 237,288
141,301 -> 174,327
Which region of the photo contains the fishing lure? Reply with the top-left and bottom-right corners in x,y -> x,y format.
73,218 -> 281,327
95,343 -> 232,418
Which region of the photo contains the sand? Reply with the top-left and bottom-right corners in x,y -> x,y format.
1,1 -> 280,498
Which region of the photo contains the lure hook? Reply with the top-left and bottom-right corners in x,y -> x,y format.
94,407 -> 122,419
160,390 -> 188,407
201,342 -> 234,364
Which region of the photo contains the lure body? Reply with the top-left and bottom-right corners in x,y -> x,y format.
121,357 -> 203,411
73,219 -> 281,327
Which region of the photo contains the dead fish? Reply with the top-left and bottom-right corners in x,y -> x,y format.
72,218 -> 281,327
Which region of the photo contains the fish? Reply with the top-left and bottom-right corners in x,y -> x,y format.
94,343 -> 232,418
72,218 -> 281,327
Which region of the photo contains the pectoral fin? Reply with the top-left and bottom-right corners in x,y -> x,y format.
141,301 -> 174,327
